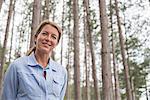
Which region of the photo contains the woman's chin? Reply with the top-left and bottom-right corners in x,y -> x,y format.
39,48 -> 51,54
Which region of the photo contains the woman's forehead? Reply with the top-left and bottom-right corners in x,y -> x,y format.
41,25 -> 59,35
42,24 -> 57,31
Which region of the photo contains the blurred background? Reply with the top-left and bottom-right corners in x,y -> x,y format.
0,0 -> 150,100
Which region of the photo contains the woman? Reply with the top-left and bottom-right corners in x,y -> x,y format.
2,20 -> 67,100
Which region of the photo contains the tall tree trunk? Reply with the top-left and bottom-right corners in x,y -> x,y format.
61,0 -> 65,65
66,3 -> 72,99
60,31 -> 63,64
8,14 -> 14,63
73,0 -> 81,99
52,1 -> 56,22
0,0 -> 15,95
83,10 -> 90,100
9,0 -> 16,63
83,0 -> 100,100
99,0 -> 113,99
109,0 -> 121,100
0,0 -> 3,12
66,64 -> 71,100
51,0 -> 57,60
43,0 -> 50,20
114,0 -> 132,100
66,32 -> 71,100
112,34 -> 121,100
131,77 -> 136,100
30,0 -> 41,48
87,48 -> 91,100
17,22 -> 25,58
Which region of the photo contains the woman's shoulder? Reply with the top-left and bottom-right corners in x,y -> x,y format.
9,55 -> 28,69
50,60 -> 67,75
12,56 -> 28,64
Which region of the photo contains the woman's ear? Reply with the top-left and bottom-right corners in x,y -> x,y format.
34,35 -> 37,44
34,38 -> 37,44
34,41 -> 36,44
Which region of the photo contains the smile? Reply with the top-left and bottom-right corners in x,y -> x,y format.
42,42 -> 51,47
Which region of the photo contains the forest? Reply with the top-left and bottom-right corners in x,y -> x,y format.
0,0 -> 150,100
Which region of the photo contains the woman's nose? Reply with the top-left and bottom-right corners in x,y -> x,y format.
45,35 -> 51,41
45,35 -> 54,42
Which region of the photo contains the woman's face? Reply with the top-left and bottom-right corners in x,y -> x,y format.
35,24 -> 59,54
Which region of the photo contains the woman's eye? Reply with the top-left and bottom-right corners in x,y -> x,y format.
42,32 -> 47,35
52,35 -> 57,39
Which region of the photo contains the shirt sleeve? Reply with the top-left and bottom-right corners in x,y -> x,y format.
60,69 -> 68,100
2,62 -> 18,100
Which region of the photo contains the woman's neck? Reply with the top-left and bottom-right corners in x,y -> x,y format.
34,50 -> 50,68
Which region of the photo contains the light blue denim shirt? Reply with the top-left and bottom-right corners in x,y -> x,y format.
2,53 -> 67,100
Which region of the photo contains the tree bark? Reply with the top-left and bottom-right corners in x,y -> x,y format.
30,0 -> 41,48
111,29 -> 121,100
43,0 -> 50,20
99,0 -> 114,99
131,77 -> 136,100
0,0 -> 3,12
109,0 -> 121,99
73,0 -> 81,99
83,0 -> 100,100
0,0 -> 15,95
60,0 -> 65,65
83,10 -> 90,100
66,3 -> 72,99
9,0 -> 16,63
114,0 -> 132,100
51,1 -> 57,60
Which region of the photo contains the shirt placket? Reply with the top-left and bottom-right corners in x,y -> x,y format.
44,68 -> 52,100
46,69 -> 54,100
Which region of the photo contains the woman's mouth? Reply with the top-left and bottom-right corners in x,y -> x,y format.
42,42 -> 51,47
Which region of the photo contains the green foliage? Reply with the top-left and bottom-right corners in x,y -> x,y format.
118,35 -> 147,99
0,43 -> 10,73
126,36 -> 142,50
130,61 -> 146,97
88,9 -> 100,51
126,36 -> 142,59
65,82 -> 102,100
89,85 -> 97,100
3,62 -> 10,73
64,84 -> 75,100
143,48 -> 150,58
119,60 -> 147,99
89,9 -> 99,31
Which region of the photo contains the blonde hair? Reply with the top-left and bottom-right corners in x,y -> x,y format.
26,20 -> 62,56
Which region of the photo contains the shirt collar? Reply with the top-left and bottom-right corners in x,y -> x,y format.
27,53 -> 56,71
27,53 -> 38,67
48,59 -> 58,72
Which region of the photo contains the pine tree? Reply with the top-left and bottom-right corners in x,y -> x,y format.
83,0 -> 100,99
0,0 -> 4,12
0,0 -> 15,94
73,0 -> 81,99
30,0 -> 41,48
99,0 -> 114,99
109,0 -> 121,99
114,0 -> 132,99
